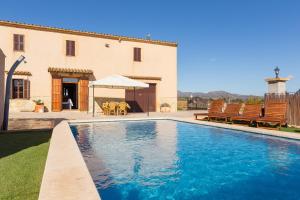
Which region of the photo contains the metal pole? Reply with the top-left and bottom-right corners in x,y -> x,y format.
147,94 -> 149,117
2,56 -> 26,131
93,85 -> 95,117
133,87 -> 136,113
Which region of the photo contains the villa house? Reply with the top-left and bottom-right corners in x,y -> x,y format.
0,20 -> 177,113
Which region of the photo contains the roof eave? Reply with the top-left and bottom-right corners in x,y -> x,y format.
0,20 -> 178,47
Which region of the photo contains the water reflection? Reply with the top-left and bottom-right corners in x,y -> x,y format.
72,120 -> 178,197
125,121 -> 157,141
71,121 -> 300,200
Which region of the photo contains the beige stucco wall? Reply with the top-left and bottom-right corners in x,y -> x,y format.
0,24 -> 177,112
0,49 -> 4,129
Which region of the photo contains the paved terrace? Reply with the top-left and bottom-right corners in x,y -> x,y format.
8,110 -> 204,130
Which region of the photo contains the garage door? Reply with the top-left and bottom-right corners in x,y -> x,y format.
125,83 -> 156,112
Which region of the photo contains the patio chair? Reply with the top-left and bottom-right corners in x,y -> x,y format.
232,104 -> 262,125
209,103 -> 242,122
255,102 -> 288,128
194,99 -> 224,120
118,102 -> 130,115
102,102 -> 109,115
108,102 -> 117,115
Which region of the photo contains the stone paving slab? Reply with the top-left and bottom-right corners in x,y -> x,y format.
8,110 -> 202,130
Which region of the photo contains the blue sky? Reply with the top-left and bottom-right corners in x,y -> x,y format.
1,0 -> 300,95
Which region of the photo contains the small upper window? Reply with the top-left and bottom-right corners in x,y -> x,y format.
13,34 -> 24,51
133,47 -> 141,62
66,40 -> 75,56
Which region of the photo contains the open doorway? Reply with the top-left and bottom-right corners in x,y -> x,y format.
62,83 -> 78,109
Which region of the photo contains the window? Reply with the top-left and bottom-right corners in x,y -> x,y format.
13,34 -> 24,51
66,40 -> 75,56
12,79 -> 30,99
63,78 -> 79,83
133,47 -> 141,62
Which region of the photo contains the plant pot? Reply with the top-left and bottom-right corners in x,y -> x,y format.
160,106 -> 171,113
34,105 -> 44,113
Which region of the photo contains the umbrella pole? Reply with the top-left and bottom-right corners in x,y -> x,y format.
93,85 -> 95,117
133,87 -> 136,113
147,94 -> 149,117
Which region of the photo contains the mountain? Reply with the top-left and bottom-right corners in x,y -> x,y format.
178,90 -> 260,100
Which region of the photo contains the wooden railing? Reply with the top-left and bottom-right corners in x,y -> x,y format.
264,93 -> 300,126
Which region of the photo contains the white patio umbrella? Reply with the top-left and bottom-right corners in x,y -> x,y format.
89,75 -> 149,116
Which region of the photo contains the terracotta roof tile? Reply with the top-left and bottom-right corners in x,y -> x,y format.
125,75 -> 162,81
48,67 -> 93,74
0,20 -> 178,47
5,70 -> 32,76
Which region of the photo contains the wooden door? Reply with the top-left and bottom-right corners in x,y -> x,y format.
125,83 -> 156,112
79,79 -> 89,111
52,77 -> 62,112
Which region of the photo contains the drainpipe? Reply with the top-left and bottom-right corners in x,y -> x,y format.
2,56 -> 26,131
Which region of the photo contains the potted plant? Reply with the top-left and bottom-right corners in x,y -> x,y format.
33,99 -> 44,113
160,103 -> 171,112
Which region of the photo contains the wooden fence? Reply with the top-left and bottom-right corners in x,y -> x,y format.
264,93 -> 300,126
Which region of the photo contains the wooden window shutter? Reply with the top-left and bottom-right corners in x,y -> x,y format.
66,40 -> 75,56
28,80 -> 30,99
13,34 -> 24,51
66,40 -> 70,55
13,34 -> 18,51
138,48 -> 141,61
19,35 -> 24,51
133,48 -> 137,61
23,80 -> 30,99
71,41 -> 75,56
133,47 -> 141,62
23,80 -> 28,99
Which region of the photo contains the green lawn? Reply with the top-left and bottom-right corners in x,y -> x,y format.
0,130 -> 51,200
279,127 -> 300,133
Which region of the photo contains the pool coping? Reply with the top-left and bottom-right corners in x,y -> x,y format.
69,117 -> 300,141
38,120 -> 101,200
39,117 -> 300,200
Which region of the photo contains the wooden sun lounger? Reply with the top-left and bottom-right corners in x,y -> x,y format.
194,99 -> 224,120
209,103 -> 242,122
232,104 -> 262,124
193,112 -> 208,120
256,102 -> 288,127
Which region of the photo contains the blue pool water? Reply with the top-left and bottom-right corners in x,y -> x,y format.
70,120 -> 300,200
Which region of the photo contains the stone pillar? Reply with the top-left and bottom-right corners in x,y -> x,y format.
265,78 -> 289,94
0,49 -> 5,130
265,67 -> 290,95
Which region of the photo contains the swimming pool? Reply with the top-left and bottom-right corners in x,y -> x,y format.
70,120 -> 300,200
